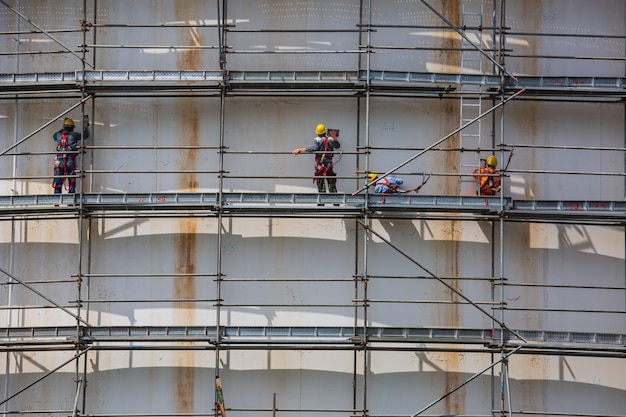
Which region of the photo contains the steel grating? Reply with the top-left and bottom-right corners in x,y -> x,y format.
0,193 -> 625,223
0,326 -> 623,351
0,70 -> 624,96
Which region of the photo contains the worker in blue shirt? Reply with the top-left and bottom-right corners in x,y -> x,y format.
368,173 -> 407,194
52,116 -> 89,194
292,123 -> 341,193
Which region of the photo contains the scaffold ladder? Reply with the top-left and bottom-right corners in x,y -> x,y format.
459,1 -> 485,195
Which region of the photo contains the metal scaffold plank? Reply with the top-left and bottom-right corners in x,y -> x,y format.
0,70 -> 623,96
227,70 -> 361,89
1,326 -> 623,352
509,75 -> 626,95
510,200 -> 626,220
0,193 -> 625,222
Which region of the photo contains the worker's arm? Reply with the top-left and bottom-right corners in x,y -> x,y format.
374,184 -> 387,194
293,139 -> 319,155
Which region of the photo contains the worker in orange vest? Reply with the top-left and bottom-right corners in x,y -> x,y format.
472,155 -> 501,196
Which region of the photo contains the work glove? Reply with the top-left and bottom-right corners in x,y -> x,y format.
292,147 -> 307,155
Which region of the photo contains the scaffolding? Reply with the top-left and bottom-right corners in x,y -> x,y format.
0,1 -> 625,417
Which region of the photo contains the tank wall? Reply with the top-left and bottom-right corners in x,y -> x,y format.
1,1 -> 625,416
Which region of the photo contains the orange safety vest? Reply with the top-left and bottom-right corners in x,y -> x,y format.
473,167 -> 501,195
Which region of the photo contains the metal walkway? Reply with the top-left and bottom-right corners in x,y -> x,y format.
0,326 -> 623,356
0,70 -> 624,96
1,193 -> 625,222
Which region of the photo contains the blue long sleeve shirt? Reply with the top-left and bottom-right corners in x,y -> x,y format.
374,176 -> 404,193
305,135 -> 340,163
53,127 -> 90,152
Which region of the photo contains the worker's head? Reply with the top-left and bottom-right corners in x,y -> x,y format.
315,123 -> 327,136
486,155 -> 498,168
63,118 -> 75,131
367,173 -> 378,182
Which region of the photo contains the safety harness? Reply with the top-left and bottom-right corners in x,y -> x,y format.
503,146 -> 514,171
52,132 -> 76,192
312,137 -> 341,183
377,177 -> 400,193
476,148 -> 513,195
377,173 -> 432,203
412,172 -> 432,194
377,173 -> 431,194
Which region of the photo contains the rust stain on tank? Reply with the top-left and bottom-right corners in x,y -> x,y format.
175,218 -> 197,317
434,1 -> 461,196
441,220 -> 465,415
440,99 -> 461,195
439,4 -> 465,414
176,0 -> 204,71
176,362 -> 196,411
438,0 -> 461,73
520,0 -> 542,76
175,1 -> 201,192
519,1 -> 542,197
173,193 -> 197,411
174,218 -> 197,412
172,19 -> 201,415
179,107 -> 200,191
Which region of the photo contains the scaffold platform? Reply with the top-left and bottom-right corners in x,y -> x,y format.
0,70 -> 624,96
0,193 -> 624,222
0,325 -> 623,356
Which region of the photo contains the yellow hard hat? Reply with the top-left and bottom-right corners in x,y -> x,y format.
367,173 -> 378,182
63,118 -> 75,127
315,123 -> 327,135
486,155 -> 498,167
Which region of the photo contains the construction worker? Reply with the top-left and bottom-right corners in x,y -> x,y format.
292,123 -> 341,193
52,116 -> 89,194
472,155 -> 501,196
368,173 -> 407,194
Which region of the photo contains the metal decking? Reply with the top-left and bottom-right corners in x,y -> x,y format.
1,193 -> 624,222
0,70 -> 624,96
0,325 -> 623,356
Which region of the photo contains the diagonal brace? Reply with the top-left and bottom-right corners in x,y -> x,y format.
0,96 -> 92,157
0,0 -> 94,68
0,346 -> 92,407
353,88 -> 525,195
419,0 -> 516,81
357,220 -> 527,343
0,267 -> 90,327
411,346 -> 523,417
